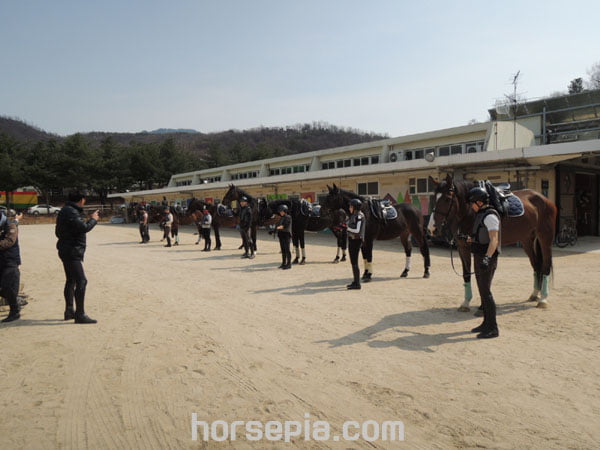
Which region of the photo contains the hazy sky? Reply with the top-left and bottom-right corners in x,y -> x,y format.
2,0 -> 599,137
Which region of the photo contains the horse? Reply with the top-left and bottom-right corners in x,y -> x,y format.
258,198 -> 326,264
222,184 -> 261,252
149,205 -> 181,245
427,174 -> 557,310
322,184 -> 431,279
187,198 -> 240,250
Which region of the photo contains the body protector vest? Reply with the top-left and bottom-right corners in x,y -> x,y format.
471,207 -> 500,255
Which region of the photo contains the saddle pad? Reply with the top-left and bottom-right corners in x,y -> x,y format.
383,207 -> 398,220
506,195 -> 524,217
310,204 -> 322,217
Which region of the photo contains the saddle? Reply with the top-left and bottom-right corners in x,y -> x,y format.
217,204 -> 235,218
479,180 -> 524,218
369,199 -> 398,221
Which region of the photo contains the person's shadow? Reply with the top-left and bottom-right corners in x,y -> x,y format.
317,302 -> 531,352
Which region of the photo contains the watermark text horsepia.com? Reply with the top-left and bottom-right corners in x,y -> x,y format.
191,413 -> 404,442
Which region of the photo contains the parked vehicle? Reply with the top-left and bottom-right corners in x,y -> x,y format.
27,204 -> 61,215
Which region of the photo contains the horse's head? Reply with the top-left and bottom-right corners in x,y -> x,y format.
323,183 -> 346,212
222,184 -> 236,206
428,174 -> 462,237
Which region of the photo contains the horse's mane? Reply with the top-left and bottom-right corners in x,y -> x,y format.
226,184 -> 256,204
336,187 -> 366,202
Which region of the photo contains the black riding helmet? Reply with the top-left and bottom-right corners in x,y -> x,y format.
240,196 -> 248,203
349,198 -> 362,210
278,204 -> 288,213
468,187 -> 489,204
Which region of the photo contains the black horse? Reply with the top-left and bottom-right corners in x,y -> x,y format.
258,198 -> 331,264
187,198 -> 243,250
322,184 -> 431,279
222,184 -> 261,252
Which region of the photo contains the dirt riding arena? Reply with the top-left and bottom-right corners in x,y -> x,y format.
1,223 -> 599,449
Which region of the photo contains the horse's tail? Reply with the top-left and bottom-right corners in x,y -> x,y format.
533,237 -> 544,289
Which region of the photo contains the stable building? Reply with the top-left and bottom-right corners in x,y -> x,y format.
110,90 -> 600,236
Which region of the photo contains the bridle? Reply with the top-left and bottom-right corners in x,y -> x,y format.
433,184 -> 476,277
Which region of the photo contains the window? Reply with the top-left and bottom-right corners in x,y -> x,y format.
357,182 -> 378,196
371,155 -> 379,164
361,157 -> 369,165
451,144 -> 463,155
344,159 -> 352,167
414,149 -> 424,159
438,146 -> 449,157
353,158 -> 361,166
337,160 -> 344,168
409,177 -> 435,195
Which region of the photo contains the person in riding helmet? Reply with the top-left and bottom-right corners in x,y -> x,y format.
467,186 -> 500,339
332,208 -> 348,263
346,198 -> 365,290
275,204 -> 292,269
201,208 -> 212,251
138,205 -> 149,244
162,207 -> 174,247
239,196 -> 254,259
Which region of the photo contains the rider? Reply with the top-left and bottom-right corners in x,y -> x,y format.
346,198 -> 365,290
239,197 -> 254,259
0,209 -> 23,322
162,207 -> 173,247
276,204 -> 292,269
467,186 -> 500,339
201,208 -> 212,251
138,205 -> 149,243
332,208 -> 348,263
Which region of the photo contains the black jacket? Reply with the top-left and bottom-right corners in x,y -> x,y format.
0,215 -> 21,267
239,205 -> 252,230
55,202 -> 97,261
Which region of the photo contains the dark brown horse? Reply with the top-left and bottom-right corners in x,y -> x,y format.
427,174 -> 557,310
222,184 -> 260,252
322,184 -> 431,279
186,198 -> 240,250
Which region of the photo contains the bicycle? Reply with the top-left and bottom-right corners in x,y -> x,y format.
555,222 -> 577,248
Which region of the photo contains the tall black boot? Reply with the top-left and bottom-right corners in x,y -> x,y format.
64,281 -> 76,320
74,280 -> 96,324
2,303 -> 20,323
347,265 -> 361,289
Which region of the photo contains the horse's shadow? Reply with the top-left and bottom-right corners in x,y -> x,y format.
318,301 -> 534,352
1,318 -> 66,328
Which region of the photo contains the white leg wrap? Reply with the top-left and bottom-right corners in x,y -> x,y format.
405,256 -> 411,271
295,246 -> 300,258
301,248 -> 306,258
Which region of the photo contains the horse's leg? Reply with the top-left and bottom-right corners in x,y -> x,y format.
412,226 -> 431,278
173,225 -> 179,245
299,231 -> 306,264
536,234 -> 554,308
361,238 -> 373,281
457,240 -> 474,312
522,238 -> 542,303
292,233 -> 300,264
400,231 -> 412,278
213,224 -> 221,250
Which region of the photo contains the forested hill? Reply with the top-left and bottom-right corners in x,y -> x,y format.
0,117 -> 388,168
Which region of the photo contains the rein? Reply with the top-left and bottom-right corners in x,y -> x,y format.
434,185 -> 476,277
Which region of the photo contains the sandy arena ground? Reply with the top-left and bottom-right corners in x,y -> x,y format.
1,223 -> 599,449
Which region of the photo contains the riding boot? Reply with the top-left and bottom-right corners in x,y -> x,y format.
347,265 -> 361,289
74,282 -> 96,324
64,281 -> 76,320
2,303 -> 20,323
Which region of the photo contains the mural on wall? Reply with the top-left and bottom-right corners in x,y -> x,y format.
301,192 -> 315,202
204,197 -> 214,204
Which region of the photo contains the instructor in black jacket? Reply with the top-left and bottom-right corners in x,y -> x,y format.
55,191 -> 99,324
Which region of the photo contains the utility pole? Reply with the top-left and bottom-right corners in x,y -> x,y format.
511,70 -> 520,149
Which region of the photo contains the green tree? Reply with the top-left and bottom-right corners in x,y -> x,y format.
568,78 -> 584,94
0,133 -> 26,208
